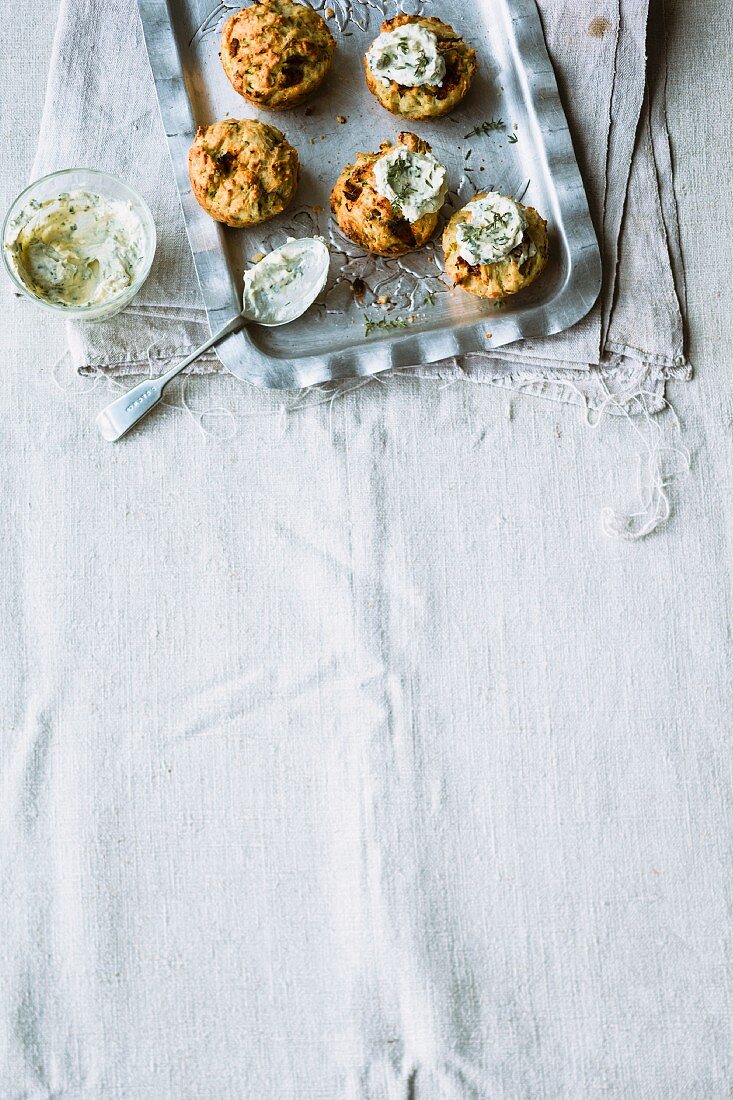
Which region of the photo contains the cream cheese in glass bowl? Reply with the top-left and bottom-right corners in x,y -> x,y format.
2,169 -> 156,322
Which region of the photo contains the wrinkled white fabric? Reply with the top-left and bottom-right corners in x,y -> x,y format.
2,0 -> 733,1097
31,0 -> 688,411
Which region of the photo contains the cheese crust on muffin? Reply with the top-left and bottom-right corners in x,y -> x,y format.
221,0 -> 336,110
188,118 -> 299,227
442,193 -> 549,299
330,132 -> 448,257
364,15 -> 476,120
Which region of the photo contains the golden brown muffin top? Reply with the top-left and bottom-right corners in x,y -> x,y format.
188,118 -> 299,227
364,15 -> 476,120
221,0 -> 335,109
442,195 -> 549,299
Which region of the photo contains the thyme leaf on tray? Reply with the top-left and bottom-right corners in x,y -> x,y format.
464,118 -> 505,139
363,314 -> 410,337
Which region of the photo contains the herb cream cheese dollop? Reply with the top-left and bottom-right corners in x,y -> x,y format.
366,24 -> 445,88
7,191 -> 147,309
455,192 -> 529,266
242,237 -> 329,325
373,148 -> 448,224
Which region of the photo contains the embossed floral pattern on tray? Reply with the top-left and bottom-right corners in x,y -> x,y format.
191,0 -> 423,42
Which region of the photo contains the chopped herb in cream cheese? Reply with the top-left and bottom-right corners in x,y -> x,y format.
455,193 -> 533,266
366,24 -> 445,88
6,191 -> 147,309
373,148 -> 448,224
242,237 -> 329,325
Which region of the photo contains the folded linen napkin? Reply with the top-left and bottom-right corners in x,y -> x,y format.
32,0 -> 687,410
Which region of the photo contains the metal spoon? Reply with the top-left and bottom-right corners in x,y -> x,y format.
96,238 -> 329,442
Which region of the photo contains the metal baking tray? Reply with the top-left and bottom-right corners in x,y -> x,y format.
137,0 -> 601,388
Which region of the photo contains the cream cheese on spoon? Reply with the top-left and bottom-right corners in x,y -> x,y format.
242,237 -> 330,325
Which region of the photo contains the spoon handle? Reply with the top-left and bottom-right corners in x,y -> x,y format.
95,314 -> 244,441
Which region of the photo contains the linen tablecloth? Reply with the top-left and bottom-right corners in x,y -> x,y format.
3,0 -> 732,1097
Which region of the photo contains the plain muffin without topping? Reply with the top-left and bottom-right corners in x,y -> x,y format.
188,118 -> 299,226
221,0 -> 335,110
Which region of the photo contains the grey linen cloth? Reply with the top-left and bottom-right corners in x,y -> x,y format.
32,0 -> 688,410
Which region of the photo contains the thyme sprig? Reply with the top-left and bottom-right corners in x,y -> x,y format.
458,209 -> 517,262
385,154 -> 418,212
464,118 -> 505,139
363,314 -> 410,337
413,52 -> 429,79
376,42 -> 429,80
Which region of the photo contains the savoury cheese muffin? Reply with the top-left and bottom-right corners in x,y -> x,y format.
188,118 -> 299,227
364,15 -> 476,120
330,132 -> 448,257
442,192 -> 549,299
221,0 -> 336,110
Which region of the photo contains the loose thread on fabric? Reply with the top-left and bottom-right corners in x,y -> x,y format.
179,376 -> 238,441
64,352 -> 690,540
512,375 -> 690,540
70,354 -> 415,443
140,344 -> 384,443
596,387 -> 690,541
52,349 -> 106,394
283,378 -> 377,445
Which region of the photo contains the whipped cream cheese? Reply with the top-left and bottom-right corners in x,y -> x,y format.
373,149 -> 448,224
455,193 -> 530,266
6,191 -> 147,309
366,24 -> 445,88
242,237 -> 329,325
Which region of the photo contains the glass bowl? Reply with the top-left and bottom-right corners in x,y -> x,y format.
2,168 -> 157,322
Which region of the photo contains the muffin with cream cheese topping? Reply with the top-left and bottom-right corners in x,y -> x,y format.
364,15 -> 476,120
442,192 -> 549,299
330,132 -> 448,257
